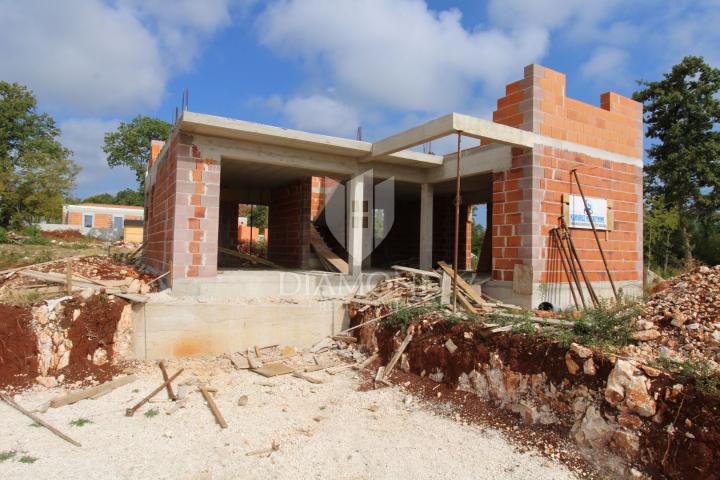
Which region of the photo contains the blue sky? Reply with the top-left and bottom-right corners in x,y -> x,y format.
1,0 -> 719,199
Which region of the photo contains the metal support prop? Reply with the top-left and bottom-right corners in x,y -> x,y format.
554,227 -> 587,309
452,132 -> 462,312
560,219 -> 600,308
570,169 -> 619,301
551,229 -> 581,310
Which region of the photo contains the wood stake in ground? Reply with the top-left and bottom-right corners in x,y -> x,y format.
200,387 -> 228,428
126,369 -> 183,416
1,393 -> 81,447
159,361 -> 177,401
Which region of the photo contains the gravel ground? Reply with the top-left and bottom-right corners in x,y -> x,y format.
0,355 -> 578,480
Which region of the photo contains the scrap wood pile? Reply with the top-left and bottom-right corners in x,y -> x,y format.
624,265 -> 720,368
348,262 -> 567,336
0,254 -> 164,305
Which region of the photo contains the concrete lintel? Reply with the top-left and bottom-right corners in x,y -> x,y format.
453,113 -> 535,148
426,144 -> 512,184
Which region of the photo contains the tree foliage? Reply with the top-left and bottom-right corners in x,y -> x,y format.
83,188 -> 143,206
0,82 -> 78,226
103,116 -> 172,190
634,56 -> 720,262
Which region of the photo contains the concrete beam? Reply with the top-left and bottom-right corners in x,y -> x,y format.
370,114 -> 455,158
453,113 -> 535,148
193,135 -> 429,184
182,111 -> 443,168
426,144 -> 513,183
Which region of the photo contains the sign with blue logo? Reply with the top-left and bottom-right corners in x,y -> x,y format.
567,194 -> 608,230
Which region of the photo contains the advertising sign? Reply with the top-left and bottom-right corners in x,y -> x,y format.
567,194 -> 609,230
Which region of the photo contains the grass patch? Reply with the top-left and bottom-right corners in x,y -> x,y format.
653,357 -> 720,397
144,407 -> 159,418
69,418 -> 93,427
18,455 -> 37,464
0,451 -> 16,462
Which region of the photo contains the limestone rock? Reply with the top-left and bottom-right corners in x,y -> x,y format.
570,343 -> 593,359
444,338 -> 457,354
632,329 -> 661,341
92,348 -> 108,366
624,376 -> 656,417
670,311 -> 688,327
583,358 -> 596,376
35,375 -> 57,388
565,352 -> 580,375
573,405 -> 612,449
610,430 -> 640,460
618,413 -> 642,429
605,360 -> 656,417
79,288 -> 95,300
127,279 -> 141,294
400,353 -> 410,373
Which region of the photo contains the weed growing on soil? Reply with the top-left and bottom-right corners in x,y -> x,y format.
69,418 -> 93,427
486,310 -> 536,336
567,300 -> 639,349
19,455 -> 37,464
29,422 -> 42,428
653,358 -> 720,397
0,451 -> 16,462
144,407 -> 160,418
387,300 -> 443,333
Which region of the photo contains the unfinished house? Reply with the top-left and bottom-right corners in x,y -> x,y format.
137,64 -> 643,358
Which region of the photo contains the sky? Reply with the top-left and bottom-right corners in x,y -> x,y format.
1,0 -> 719,199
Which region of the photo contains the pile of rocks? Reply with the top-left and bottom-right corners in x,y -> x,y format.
624,265 -> 720,367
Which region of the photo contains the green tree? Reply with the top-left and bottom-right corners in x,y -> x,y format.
633,56 -> 720,263
83,188 -> 143,206
644,197 -> 679,275
0,82 -> 78,226
103,116 -> 172,190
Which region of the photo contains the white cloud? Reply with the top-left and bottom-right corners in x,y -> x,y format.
0,0 -> 234,115
272,95 -> 360,138
59,118 -> 137,197
580,47 -> 629,82
257,0 -> 548,113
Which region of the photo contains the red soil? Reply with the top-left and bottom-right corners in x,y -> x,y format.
41,230 -> 85,239
0,305 -> 39,389
55,295 -> 128,384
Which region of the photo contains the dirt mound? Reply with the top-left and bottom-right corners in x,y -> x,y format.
0,305 -> 38,388
35,255 -> 155,282
41,230 -> 85,239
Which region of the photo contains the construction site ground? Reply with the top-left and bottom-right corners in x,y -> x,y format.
0,354 -> 579,480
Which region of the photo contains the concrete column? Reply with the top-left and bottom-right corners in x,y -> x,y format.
347,173 -> 365,276
419,183 -> 433,270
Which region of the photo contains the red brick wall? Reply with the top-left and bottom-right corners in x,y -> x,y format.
144,135 -> 178,274
145,131 -> 220,278
491,64 -> 643,285
268,178 -> 311,268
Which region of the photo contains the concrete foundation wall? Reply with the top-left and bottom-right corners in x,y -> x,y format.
132,299 -> 345,359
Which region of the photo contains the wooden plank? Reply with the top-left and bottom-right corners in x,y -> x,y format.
457,291 -> 478,314
218,246 -> 280,269
200,387 -> 228,429
251,363 -> 295,377
440,271 -> 451,305
383,333 -> 413,379
50,375 -> 137,408
437,261 -> 485,306
292,371 -> 323,384
1,394 -> 81,447
309,223 -> 349,274
391,265 -> 441,279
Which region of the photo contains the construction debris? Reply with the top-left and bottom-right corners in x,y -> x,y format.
49,375 -> 137,408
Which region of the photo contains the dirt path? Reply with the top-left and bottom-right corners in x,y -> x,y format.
0,357 -> 578,480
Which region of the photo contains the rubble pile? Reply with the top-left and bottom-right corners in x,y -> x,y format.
624,265 -> 720,367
